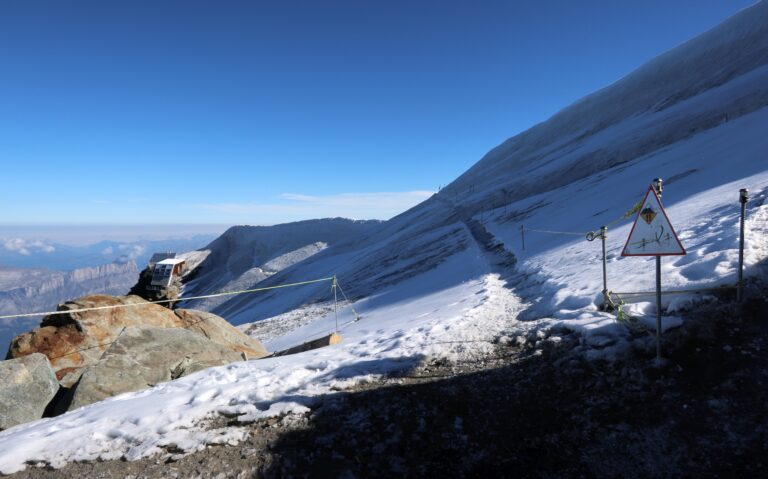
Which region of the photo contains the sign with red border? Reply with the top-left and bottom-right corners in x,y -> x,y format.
621,186 -> 686,257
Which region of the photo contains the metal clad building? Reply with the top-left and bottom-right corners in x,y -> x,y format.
150,258 -> 187,287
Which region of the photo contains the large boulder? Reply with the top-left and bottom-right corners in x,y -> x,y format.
7,295 -> 267,387
7,295 -> 185,387
67,327 -> 243,410
174,309 -> 268,359
0,353 -> 59,430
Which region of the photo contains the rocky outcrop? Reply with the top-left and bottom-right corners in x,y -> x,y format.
127,265 -> 181,303
174,309 -> 268,359
7,295 -> 184,387
0,261 -> 139,356
7,295 -> 267,388
0,353 -> 59,430
68,327 -> 243,410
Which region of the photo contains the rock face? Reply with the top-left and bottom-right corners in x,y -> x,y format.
0,353 -> 59,431
68,327 -> 243,410
7,295 -> 185,387
7,295 -> 267,388
0,261 -> 140,358
128,265 -> 181,303
174,309 -> 268,359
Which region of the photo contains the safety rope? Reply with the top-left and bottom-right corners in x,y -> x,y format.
607,199 -> 643,226
0,277 -> 335,320
335,278 -> 362,322
524,228 -> 587,237
613,285 -> 735,298
608,292 -> 653,336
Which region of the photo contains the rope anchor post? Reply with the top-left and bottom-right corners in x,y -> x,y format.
332,275 -> 339,332
737,188 -> 749,302
653,178 -> 663,363
600,226 -> 608,309
587,226 -> 610,310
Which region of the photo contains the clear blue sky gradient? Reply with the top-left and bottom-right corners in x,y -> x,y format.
0,0 -> 755,225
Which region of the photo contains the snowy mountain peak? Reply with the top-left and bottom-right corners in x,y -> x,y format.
446,0 -> 768,208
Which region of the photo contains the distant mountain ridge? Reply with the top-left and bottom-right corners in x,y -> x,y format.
178,218 -> 383,312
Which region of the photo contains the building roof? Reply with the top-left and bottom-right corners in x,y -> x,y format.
148,252 -> 176,264
157,258 -> 186,265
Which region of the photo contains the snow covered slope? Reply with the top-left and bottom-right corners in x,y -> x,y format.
2,2 -> 768,472
179,218 -> 382,311
207,0 -> 768,332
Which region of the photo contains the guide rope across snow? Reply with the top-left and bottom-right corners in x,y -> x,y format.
0,276 -> 337,320
523,227 -> 587,237
612,284 -> 735,299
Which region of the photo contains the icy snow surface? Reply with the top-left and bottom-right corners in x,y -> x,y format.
2,2 -> 768,472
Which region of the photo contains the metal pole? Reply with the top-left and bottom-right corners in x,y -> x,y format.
652,178 -> 664,362
333,276 -> 338,332
601,226 -> 608,308
521,225 -> 525,251
738,188 -> 749,302
656,255 -> 662,362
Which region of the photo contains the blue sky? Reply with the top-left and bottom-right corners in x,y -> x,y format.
0,0 -> 755,227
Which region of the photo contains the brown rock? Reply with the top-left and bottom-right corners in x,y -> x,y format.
9,295 -> 181,387
174,309 -> 268,359
7,295 -> 267,387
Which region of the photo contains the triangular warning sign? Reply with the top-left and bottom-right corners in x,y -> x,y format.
621,186 -> 686,256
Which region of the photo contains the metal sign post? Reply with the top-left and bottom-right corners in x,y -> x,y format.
601,226 -> 608,307
655,255 -> 662,360
738,188 -> 749,302
621,179 -> 686,362
332,276 -> 339,332
587,226 -> 609,309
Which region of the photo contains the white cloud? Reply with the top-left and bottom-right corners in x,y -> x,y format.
29,240 -> 55,253
2,238 -> 54,255
117,244 -> 145,260
102,246 -> 114,255
199,190 -> 434,221
3,238 -> 26,252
